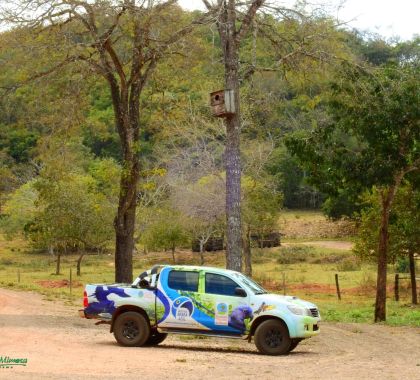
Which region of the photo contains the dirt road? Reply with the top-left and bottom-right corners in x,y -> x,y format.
0,288 -> 419,380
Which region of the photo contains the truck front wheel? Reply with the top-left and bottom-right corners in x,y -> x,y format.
289,338 -> 302,352
113,311 -> 150,347
254,319 -> 291,355
146,331 -> 168,346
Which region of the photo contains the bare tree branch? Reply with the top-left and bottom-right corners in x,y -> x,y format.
236,0 -> 264,43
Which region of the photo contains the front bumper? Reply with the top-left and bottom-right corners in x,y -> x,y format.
294,316 -> 320,338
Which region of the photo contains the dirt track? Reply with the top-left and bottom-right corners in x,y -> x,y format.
0,288 -> 419,380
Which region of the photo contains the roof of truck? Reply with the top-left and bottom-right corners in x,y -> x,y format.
161,264 -> 241,275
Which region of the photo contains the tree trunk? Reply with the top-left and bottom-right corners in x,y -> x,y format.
112,95 -> 140,283
409,251 -> 418,305
374,185 -> 398,322
171,244 -> 176,263
55,253 -> 61,275
221,1 -> 242,272
243,226 -> 252,277
114,179 -> 137,283
77,252 -> 85,277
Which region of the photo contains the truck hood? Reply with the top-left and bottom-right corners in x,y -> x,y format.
254,293 -> 318,310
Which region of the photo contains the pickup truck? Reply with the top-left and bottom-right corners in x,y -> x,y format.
80,265 -> 320,355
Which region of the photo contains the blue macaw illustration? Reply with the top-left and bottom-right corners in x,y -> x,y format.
171,296 -> 194,318
228,305 -> 254,332
85,286 -> 130,315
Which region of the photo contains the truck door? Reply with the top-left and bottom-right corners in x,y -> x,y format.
157,269 -> 203,330
196,272 -> 253,335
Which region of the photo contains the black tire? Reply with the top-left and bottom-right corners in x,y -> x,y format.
254,319 -> 291,355
289,338 -> 302,352
146,331 -> 168,346
113,311 -> 150,347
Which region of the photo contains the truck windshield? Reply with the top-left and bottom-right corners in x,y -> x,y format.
233,273 -> 267,295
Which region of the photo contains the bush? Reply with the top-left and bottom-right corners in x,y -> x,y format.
0,258 -> 14,265
336,256 -> 361,271
396,257 -> 409,273
252,249 -> 274,264
310,254 -> 347,264
276,246 -> 315,264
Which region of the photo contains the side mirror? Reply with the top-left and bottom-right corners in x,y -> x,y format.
234,287 -> 247,297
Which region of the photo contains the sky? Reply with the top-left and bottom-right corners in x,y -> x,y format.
178,0 -> 420,41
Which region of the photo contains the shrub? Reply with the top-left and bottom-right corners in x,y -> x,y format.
252,249 -> 273,264
276,246 -> 315,264
0,258 -> 14,265
336,256 -> 361,271
396,257 -> 409,273
310,254 -> 347,264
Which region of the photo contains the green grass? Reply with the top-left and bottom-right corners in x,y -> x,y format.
280,209 -> 326,221
315,299 -> 420,326
0,233 -> 418,326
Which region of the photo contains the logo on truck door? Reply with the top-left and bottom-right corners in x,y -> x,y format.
215,302 -> 229,325
172,296 -> 194,321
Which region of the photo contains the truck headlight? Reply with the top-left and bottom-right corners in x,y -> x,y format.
287,305 -> 306,315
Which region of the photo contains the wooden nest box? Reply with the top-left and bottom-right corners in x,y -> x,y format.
210,89 -> 235,117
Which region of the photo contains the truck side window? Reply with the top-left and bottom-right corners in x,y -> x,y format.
205,273 -> 241,296
168,270 -> 199,292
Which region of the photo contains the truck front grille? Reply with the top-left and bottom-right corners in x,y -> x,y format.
310,308 -> 319,317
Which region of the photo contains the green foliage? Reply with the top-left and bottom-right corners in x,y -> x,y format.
0,126 -> 38,164
354,185 -> 420,264
344,32 -> 420,67
336,256 -> 362,272
1,181 -> 37,238
1,142 -> 117,252
276,246 -> 315,264
83,82 -> 122,161
396,257 -> 410,273
242,173 -> 282,234
265,146 -> 323,209
286,57 -> 420,219
321,189 -> 360,220
139,207 -> 189,256
29,172 -> 115,251
88,158 -> 121,199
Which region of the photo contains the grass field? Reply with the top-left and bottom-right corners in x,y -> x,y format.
0,211 -> 418,327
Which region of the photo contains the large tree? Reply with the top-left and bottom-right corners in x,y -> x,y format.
355,184 -> 419,305
1,0 -> 211,282
202,0 -> 265,271
201,0 -> 347,272
287,62 -> 420,321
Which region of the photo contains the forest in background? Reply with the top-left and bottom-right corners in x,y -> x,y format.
0,2 -> 418,322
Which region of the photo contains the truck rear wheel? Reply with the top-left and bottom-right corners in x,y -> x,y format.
254,319 -> 291,355
113,311 -> 150,347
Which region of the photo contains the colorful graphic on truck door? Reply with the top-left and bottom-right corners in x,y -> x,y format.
156,268 -> 203,329
156,267 -> 253,334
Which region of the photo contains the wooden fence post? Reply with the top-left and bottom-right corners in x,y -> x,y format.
69,268 -> 73,296
394,273 -> 399,302
282,272 -> 286,295
335,273 -> 341,300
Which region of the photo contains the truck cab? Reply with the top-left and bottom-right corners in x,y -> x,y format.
81,265 -> 320,355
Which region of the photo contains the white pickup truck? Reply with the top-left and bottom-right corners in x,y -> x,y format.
80,265 -> 320,355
